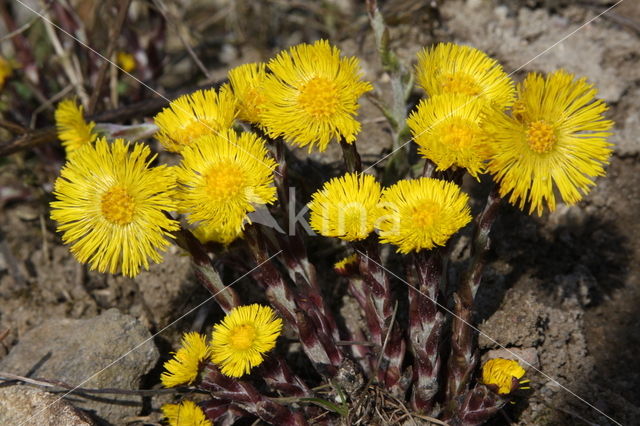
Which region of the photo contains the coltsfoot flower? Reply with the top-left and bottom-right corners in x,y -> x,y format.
485,70 -> 614,215
377,178 -> 471,253
176,130 -> 277,235
210,304 -> 283,378
228,62 -> 268,125
161,332 -> 212,387
55,99 -> 98,154
261,39 -> 372,152
116,51 -> 136,73
415,43 -> 514,110
50,138 -> 178,277
407,93 -> 490,179
192,221 -> 243,246
334,253 -> 359,276
0,56 -> 13,89
308,173 -> 382,241
161,400 -> 212,426
481,358 -> 529,395
154,86 -> 237,152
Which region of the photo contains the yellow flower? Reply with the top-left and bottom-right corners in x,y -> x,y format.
308,173 -> 382,241
162,400 -> 212,426
161,332 -> 212,387
377,178 -> 471,253
54,99 -> 98,154
334,253 -> 359,276
261,39 -> 372,152
415,43 -> 515,110
228,62 -> 267,124
176,130 -> 277,234
485,70 -> 614,215
116,51 -> 136,73
192,221 -> 243,246
0,56 -> 12,89
50,138 -> 178,277
210,304 -> 282,378
407,93 -> 490,179
154,86 -> 237,152
481,358 -> 528,395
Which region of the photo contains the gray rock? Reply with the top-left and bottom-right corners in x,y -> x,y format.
0,386 -> 94,426
0,309 -> 159,424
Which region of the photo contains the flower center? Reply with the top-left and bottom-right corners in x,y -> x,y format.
204,162 -> 247,202
229,324 -> 256,350
411,200 -> 442,229
441,72 -> 481,97
442,122 -> 476,151
297,77 -> 339,119
526,120 -> 556,154
341,204 -> 369,237
101,186 -> 136,225
241,88 -> 266,122
176,119 -> 217,146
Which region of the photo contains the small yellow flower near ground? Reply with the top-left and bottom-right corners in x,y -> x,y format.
50,138 -> 179,277
154,86 -> 237,152
116,51 -> 136,73
261,39 -> 373,152
54,99 -> 98,154
485,70 -> 614,216
377,178 -> 471,253
0,56 -> 13,89
210,304 -> 283,378
481,358 -> 528,395
415,43 -> 515,110
334,253 -> 359,276
162,400 -> 212,426
228,62 -> 268,125
161,332 -> 212,387
176,130 -> 277,235
308,173 -> 382,241
407,93 -> 491,179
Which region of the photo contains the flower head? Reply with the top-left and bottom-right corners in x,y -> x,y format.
211,304 -> 282,378
176,130 -> 277,234
228,62 -> 268,124
116,51 -> 136,73
55,99 -> 98,154
0,56 -> 13,89
377,178 -> 471,253
415,43 -> 514,110
162,400 -> 212,426
481,358 -> 527,395
334,253 -> 359,276
308,173 -> 382,241
192,221 -> 243,246
261,40 -> 372,152
161,332 -> 212,387
154,86 -> 237,152
408,93 -> 490,179
50,138 -> 178,277
485,70 -> 614,215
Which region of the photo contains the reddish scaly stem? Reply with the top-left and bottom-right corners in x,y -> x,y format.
446,187 -> 502,405
409,249 -> 444,413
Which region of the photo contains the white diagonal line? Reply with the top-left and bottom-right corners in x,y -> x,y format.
17,250 -> 282,426
356,250 -> 622,426
363,0 -> 625,174
14,0 -> 282,176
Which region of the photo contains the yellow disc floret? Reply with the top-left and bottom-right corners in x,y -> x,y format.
485,70 -> 613,215
481,358 -> 527,395
415,43 -> 515,110
210,304 -> 283,378
308,173 -> 383,241
261,40 -> 372,152
154,86 -> 237,152
376,178 -> 472,253
161,332 -> 212,388
50,138 -> 178,277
